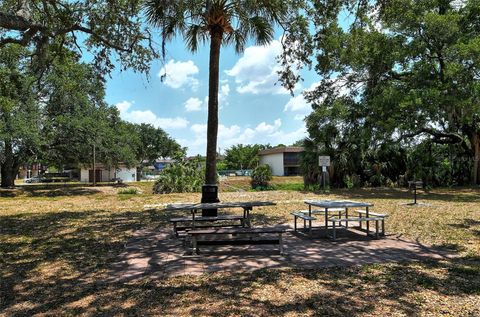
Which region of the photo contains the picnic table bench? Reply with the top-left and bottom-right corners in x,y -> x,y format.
330,216 -> 384,240
170,215 -> 246,236
188,227 -> 286,254
291,208 -> 347,234
162,201 -> 276,235
355,209 -> 388,235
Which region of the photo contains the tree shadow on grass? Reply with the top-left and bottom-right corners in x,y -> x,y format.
13,183 -> 130,198
1,208 -> 479,316
6,256 -> 478,316
0,208 -> 171,314
331,187 -> 480,203
448,218 -> 480,239
23,187 -> 103,197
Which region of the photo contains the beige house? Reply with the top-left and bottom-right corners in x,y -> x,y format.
258,147 -> 304,176
79,163 -> 137,183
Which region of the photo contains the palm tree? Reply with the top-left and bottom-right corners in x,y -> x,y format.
145,0 -> 289,215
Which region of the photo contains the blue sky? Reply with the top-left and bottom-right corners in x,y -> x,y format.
106,29 -> 319,156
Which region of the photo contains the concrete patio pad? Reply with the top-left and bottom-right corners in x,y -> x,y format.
110,225 -> 456,282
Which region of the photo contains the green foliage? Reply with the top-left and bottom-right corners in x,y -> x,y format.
0,0 -> 156,75
280,0 -> 480,187
272,182 -> 304,191
250,164 -> 273,189
406,141 -> 471,187
224,144 -> 267,170
0,45 -> 164,187
153,158 -> 205,194
133,123 -> 185,167
0,45 -> 43,187
343,175 -> 355,189
42,55 -> 138,168
118,188 -> 138,195
216,160 -> 228,171
144,0 -> 294,55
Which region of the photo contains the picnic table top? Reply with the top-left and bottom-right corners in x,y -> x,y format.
304,199 -> 373,208
161,201 -> 276,212
408,181 -> 423,186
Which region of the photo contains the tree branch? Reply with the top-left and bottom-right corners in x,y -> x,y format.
0,11 -> 44,31
401,128 -> 465,144
0,10 -> 142,53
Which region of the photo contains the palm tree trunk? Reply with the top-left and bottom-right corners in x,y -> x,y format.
201,28 -> 222,216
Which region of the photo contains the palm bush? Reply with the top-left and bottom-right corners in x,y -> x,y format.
251,164 -> 272,189
153,159 -> 205,194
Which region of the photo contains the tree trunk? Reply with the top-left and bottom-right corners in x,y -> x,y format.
201,27 -> 223,216
1,141 -> 17,188
472,132 -> 480,185
205,29 -> 222,186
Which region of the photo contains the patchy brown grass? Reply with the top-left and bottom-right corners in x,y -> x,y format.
0,182 -> 479,316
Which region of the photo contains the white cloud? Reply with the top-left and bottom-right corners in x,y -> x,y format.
284,94 -> 309,112
115,100 -> 189,129
184,118 -> 307,155
115,100 -> 132,113
221,84 -> 230,97
283,82 -> 320,118
270,126 -> 307,145
184,97 -> 203,112
226,40 -> 289,95
158,59 -> 199,90
219,83 -> 230,108
294,114 -> 306,121
255,119 -> 282,134
188,83 -> 230,113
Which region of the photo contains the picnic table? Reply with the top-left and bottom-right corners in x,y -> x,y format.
162,201 -> 276,233
302,200 -> 374,238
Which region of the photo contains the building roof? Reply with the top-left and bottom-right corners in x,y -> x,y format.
80,162 -> 137,169
258,146 -> 304,156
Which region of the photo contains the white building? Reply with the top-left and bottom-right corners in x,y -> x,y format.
258,147 -> 304,176
79,163 -> 137,183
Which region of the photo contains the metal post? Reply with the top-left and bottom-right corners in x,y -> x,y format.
414,184 -> 417,204
366,206 -> 370,234
324,207 -> 328,236
308,204 -> 312,232
322,170 -> 326,191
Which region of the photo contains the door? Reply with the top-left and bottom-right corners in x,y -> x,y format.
88,169 -> 102,183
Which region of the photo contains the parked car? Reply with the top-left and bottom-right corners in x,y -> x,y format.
142,174 -> 159,181
25,176 -> 42,183
24,176 -> 54,183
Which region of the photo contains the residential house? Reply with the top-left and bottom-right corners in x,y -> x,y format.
258,147 -> 304,176
79,163 -> 137,183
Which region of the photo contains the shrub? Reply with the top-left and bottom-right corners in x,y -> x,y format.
118,188 -> 138,195
251,164 -> 272,189
153,159 -> 204,194
343,175 -> 355,189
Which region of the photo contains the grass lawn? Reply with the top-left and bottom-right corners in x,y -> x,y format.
0,179 -> 479,316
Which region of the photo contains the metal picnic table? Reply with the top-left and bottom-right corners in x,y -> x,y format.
303,200 -> 373,237
162,201 -> 276,229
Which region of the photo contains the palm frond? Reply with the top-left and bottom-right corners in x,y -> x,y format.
185,24 -> 209,52
144,0 -> 290,55
247,16 -> 275,46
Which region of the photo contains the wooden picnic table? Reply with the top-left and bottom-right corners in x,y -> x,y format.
304,200 -> 373,237
162,201 -> 276,229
